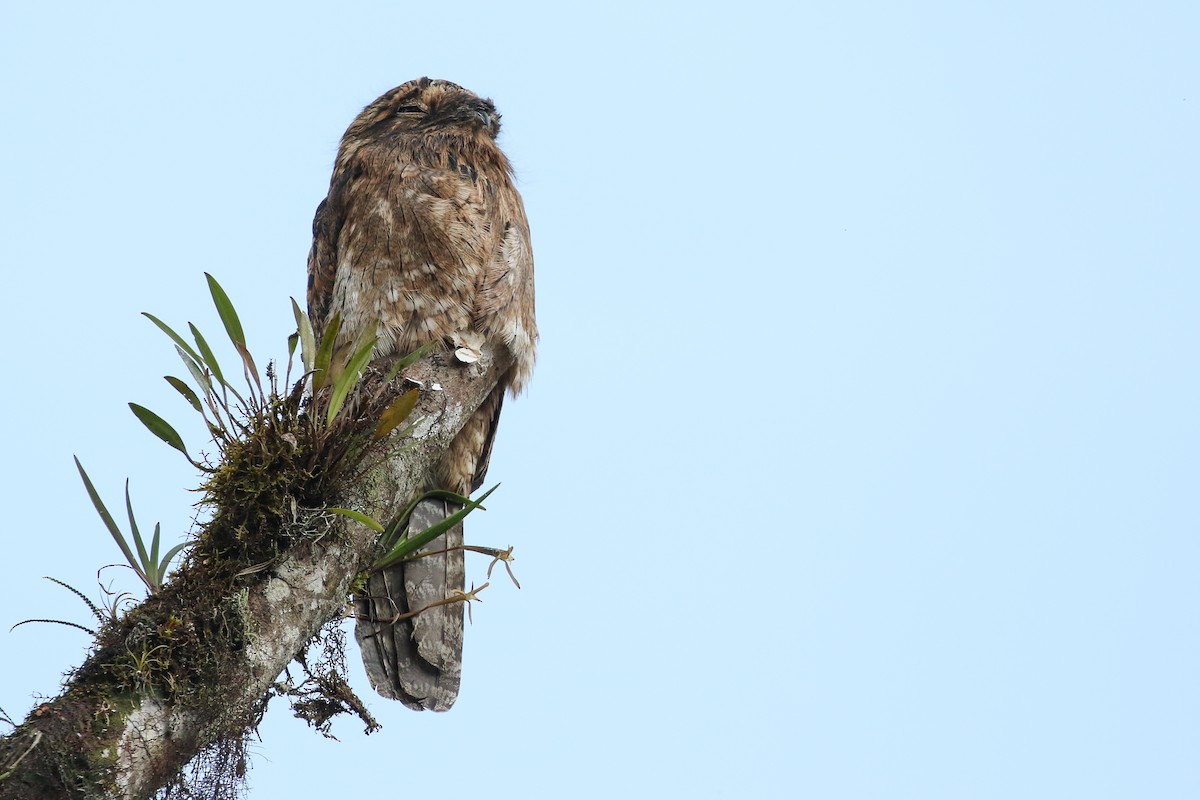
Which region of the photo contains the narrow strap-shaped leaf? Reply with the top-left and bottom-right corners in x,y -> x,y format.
156,540 -> 190,585
149,522 -> 162,581
284,331 -> 300,388
379,488 -> 481,550
291,298 -> 317,376
124,480 -> 152,581
190,324 -> 249,409
382,340 -> 436,382
374,387 -> 421,439
143,312 -> 203,365
327,507 -> 386,533
164,376 -> 203,412
374,484 -> 499,570
205,273 -> 263,398
129,403 -> 189,457
326,330 -> 377,425
312,312 -> 341,391
286,332 -> 299,365
418,488 -> 483,506
176,346 -> 213,397
189,323 -> 227,388
74,458 -> 139,576
205,273 -> 246,346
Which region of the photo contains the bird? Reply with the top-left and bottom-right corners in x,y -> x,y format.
306,78 -> 537,711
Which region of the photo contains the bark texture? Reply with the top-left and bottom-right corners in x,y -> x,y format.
0,346 -> 510,800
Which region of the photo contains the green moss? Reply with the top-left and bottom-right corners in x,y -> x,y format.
0,358 -> 413,798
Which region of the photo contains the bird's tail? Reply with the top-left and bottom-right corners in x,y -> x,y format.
353,496 -> 465,711
353,381 -> 507,711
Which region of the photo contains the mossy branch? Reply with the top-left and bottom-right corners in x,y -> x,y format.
0,335 -> 512,800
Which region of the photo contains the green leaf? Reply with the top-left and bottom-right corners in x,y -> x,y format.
291,298 -> 316,376
164,376 -> 203,412
176,346 -> 213,397
149,521 -> 162,583
204,274 -> 263,397
189,323 -> 227,388
156,541 -> 190,582
383,341 -> 436,383
129,403 -> 189,457
143,313 -> 203,365
379,488 -> 482,550
312,312 -> 341,391
374,484 -> 499,570
125,481 -> 152,584
326,330 -> 377,425
327,507 -> 386,533
375,387 -> 421,439
144,522 -> 187,589
205,273 -> 246,346
75,461 -> 181,595
74,458 -> 139,576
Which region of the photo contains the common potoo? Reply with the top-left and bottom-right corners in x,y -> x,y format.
307,78 -> 537,711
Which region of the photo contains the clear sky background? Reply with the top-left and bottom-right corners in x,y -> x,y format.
1,2 -> 1197,798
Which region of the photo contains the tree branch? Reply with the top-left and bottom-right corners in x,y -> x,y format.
0,345 -> 511,800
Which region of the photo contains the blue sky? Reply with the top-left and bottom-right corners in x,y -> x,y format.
1,2 -> 1197,797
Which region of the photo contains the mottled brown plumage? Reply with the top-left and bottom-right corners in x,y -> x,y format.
307,78 -> 536,710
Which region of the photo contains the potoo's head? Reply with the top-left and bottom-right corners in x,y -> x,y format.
342,78 -> 501,145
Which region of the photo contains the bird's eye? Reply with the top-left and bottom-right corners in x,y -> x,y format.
395,105 -> 424,114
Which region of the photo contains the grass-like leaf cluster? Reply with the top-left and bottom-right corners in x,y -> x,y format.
71,272 -> 475,603
329,483 -> 498,571
137,273 -> 383,465
73,459 -> 186,596
69,273 -> 426,602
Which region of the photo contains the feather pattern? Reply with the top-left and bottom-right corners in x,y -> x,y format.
309,78 -> 536,710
